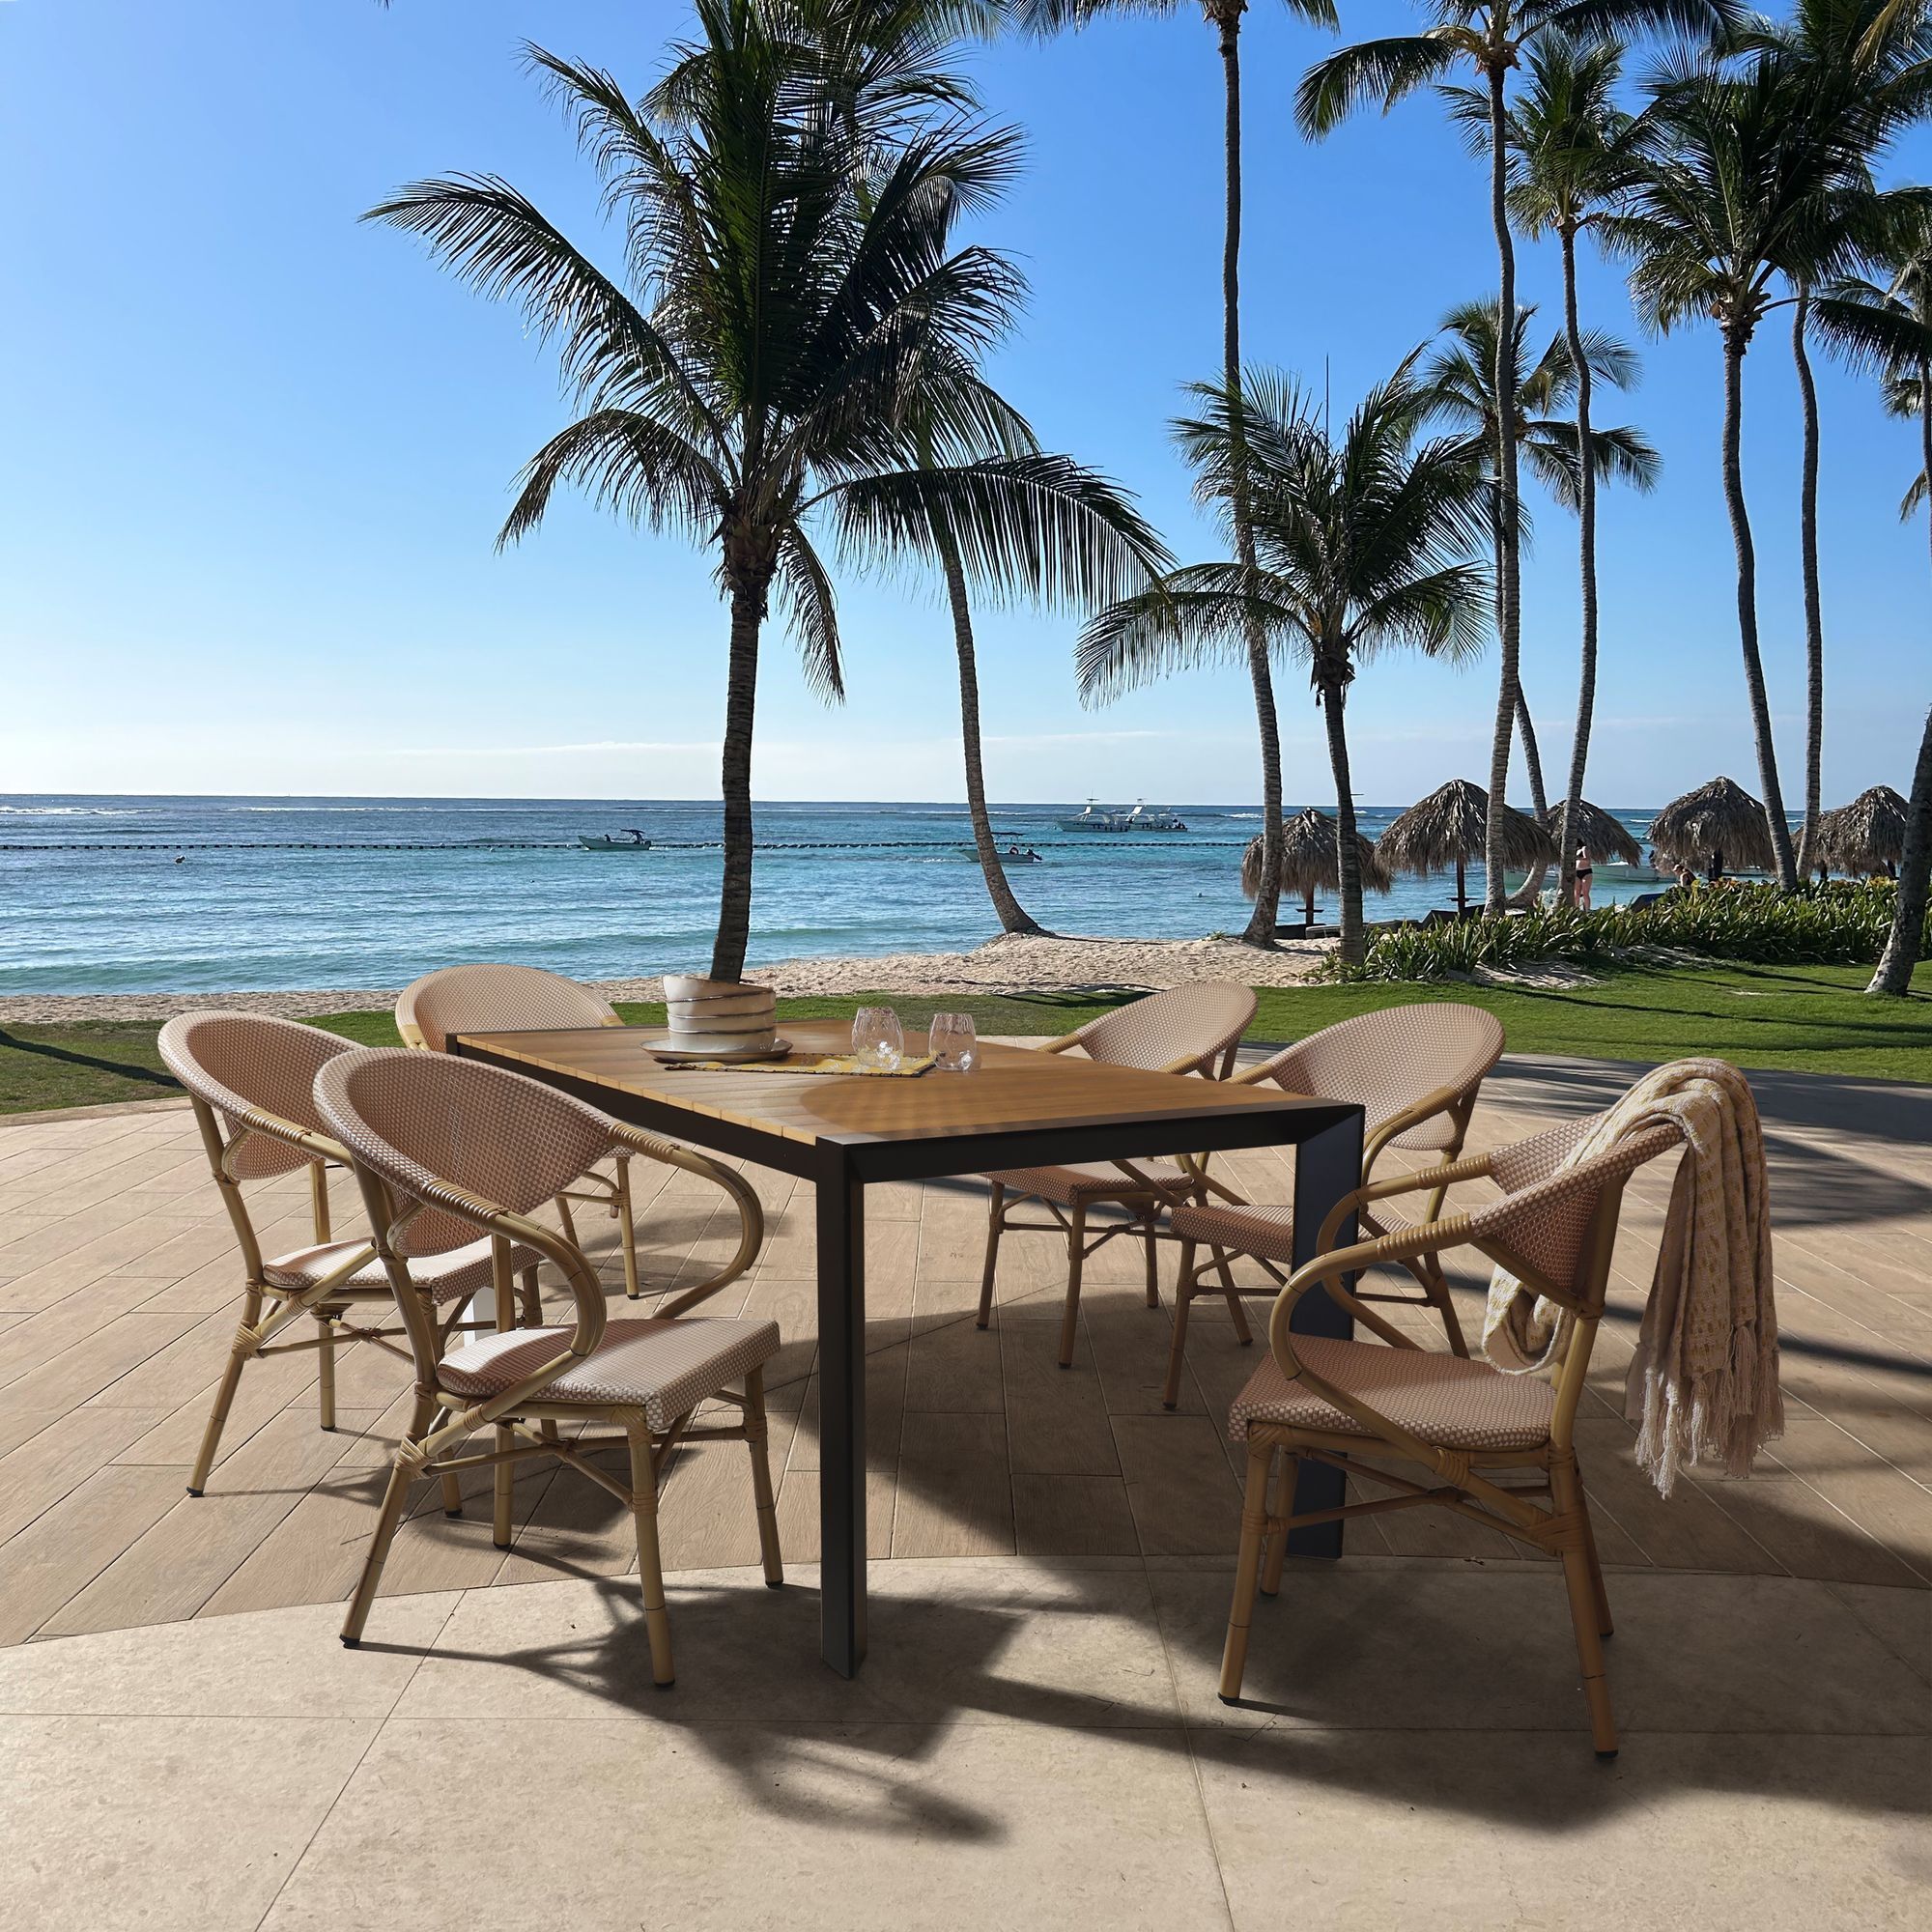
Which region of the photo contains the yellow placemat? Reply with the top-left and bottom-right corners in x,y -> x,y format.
667,1053 -> 937,1077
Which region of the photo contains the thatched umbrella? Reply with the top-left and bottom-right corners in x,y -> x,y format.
1815,784 -> 1908,878
1241,808 -> 1392,926
1543,799 -> 1642,867
1646,776 -> 1775,881
1376,778 -> 1553,917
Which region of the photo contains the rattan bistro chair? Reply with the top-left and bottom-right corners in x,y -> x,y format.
975,982 -> 1258,1369
1158,1004 -> 1504,1406
314,1047 -> 777,1684
397,964 -> 647,1300
1217,1109 -> 1685,1756
158,1011 -> 538,1501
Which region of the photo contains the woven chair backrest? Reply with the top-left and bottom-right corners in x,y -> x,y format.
1470,1115 -> 1682,1303
397,964 -> 619,1053
314,1047 -> 614,1259
157,1011 -> 355,1180
1076,982 -> 1256,1074
1258,1004 -> 1504,1151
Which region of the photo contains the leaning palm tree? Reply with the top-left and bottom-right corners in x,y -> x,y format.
1422,295 -> 1660,894
1498,32 -> 1651,906
1075,361 -> 1491,965
1017,0 -> 1341,942
368,8 -> 1159,980
1297,0 -> 1738,914
1742,0 -> 1932,878
1605,50 -> 1905,891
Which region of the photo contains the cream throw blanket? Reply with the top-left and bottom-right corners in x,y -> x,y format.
1481,1058 -> 1781,1497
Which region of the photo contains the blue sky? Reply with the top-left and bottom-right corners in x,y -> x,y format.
2,0 -> 1926,807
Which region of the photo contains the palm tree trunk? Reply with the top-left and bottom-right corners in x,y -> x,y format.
939,525 -> 1042,935
1508,687 -> 1550,906
1793,292 -> 1824,880
1215,12 -> 1284,945
1482,58 -> 1522,917
1557,222 -> 1597,910
1869,704 -> 1932,994
710,575 -> 763,984
1720,324 -> 1800,889
1320,677 -> 1365,968
1869,381 -> 1932,995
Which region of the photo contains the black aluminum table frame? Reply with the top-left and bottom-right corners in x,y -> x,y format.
454,1035 -> 1363,1679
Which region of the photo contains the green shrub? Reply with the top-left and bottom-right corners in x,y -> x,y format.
1337,880 -> 1903,982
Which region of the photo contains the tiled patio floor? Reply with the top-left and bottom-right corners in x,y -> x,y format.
0,1054 -> 1927,1927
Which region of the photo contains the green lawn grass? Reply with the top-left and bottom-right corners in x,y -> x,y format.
7,961 -> 1930,1117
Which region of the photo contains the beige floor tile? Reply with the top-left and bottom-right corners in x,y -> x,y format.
261,1714 -> 1229,1932
0,1591 -> 456,1717
0,1466 -> 188,1645
0,1403 -> 176,1543
1011,1472 -> 1142,1557
1826,1580 -> 1932,1688
1197,1728 -> 1932,1932
1149,1563 -> 1932,1738
1112,1413 -> 1241,1556
894,1412 -> 1014,1557
0,1712 -> 377,1931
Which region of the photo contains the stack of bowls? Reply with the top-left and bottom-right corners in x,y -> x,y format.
661,977 -> 778,1059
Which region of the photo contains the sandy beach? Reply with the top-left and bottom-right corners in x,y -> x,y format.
0,931 -> 1335,1026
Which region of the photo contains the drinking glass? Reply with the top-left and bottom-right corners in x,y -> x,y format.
928,1010 -> 978,1072
851,1006 -> 903,1071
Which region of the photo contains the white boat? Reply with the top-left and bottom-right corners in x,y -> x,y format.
1056,801 -> 1188,833
579,829 -> 652,851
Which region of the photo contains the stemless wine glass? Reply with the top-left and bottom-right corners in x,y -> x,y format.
850,1006 -> 903,1071
928,1010 -> 978,1072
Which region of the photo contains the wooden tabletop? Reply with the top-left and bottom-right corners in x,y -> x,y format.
453,1019 -> 1342,1152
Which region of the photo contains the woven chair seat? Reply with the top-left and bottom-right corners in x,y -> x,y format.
1170,1199 -> 1296,1261
439,1315 -> 781,1434
264,1236 -> 539,1306
1229,1336 -> 1554,1450
986,1157 -> 1197,1207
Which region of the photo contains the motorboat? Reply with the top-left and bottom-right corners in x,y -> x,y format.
579,828 -> 653,851
1055,801 -> 1188,833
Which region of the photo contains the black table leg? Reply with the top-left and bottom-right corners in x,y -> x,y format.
1286,1110 -> 1364,1556
814,1148 -> 867,1675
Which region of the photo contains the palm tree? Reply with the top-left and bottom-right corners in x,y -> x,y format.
1297,0 -> 1736,912
1016,0 -> 1340,943
1422,297 -> 1660,900
1846,213 -> 1932,993
368,6 -> 1158,980
1744,0 -> 1932,878
1605,51 -> 1903,890
1074,361 -> 1491,965
1498,32 -> 1650,905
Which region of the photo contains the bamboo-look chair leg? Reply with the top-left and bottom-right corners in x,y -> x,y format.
1142,1210 -> 1161,1308
1210,1241 -> 1253,1345
975,1183 -> 1005,1329
1550,1453 -> 1618,1755
1422,1257 -> 1470,1357
745,1367 -> 783,1588
627,1421 -> 675,1687
1218,1437 -> 1274,1703
1162,1238 -> 1198,1411
615,1157 -> 641,1301
517,1264 -> 544,1327
1056,1203 -> 1089,1369
1260,1449 -> 1297,1597
187,1286 -> 263,1495
554,1193 -> 580,1247
342,1392 -> 439,1647
316,1310 -> 337,1431
493,1423 -> 516,1548
1577,1479 -> 1614,1638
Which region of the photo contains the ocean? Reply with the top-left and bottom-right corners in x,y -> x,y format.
0,795 -> 1666,995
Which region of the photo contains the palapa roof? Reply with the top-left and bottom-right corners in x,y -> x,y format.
1816,784 -> 1909,873
1646,776 -> 1776,872
1375,779 -> 1552,878
1241,808 -> 1393,901
1543,798 -> 1642,866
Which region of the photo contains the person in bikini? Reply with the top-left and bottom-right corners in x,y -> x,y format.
1574,844 -> 1594,910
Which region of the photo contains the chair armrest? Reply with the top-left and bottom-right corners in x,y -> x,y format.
1314,1149 -> 1496,1257
606,1123 -> 765,1317
1362,1084 -> 1466,1172
216,1100 -> 351,1178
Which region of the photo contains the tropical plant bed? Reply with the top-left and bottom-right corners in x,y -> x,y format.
1336,879 -> 1906,982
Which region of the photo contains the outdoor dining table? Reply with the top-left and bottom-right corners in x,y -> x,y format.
450,1019 -> 1365,1677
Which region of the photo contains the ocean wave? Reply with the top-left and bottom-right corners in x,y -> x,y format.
0,805 -> 139,817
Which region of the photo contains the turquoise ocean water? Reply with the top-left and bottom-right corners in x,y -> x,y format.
0,795 -> 1666,995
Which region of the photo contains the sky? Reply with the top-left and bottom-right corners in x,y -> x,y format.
1,0 -> 1927,809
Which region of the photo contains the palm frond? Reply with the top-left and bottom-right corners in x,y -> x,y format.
1295,34 -> 1464,138
497,409 -> 726,549
775,526 -> 846,702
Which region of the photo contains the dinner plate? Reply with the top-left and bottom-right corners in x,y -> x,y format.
650,1037 -> 792,1065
